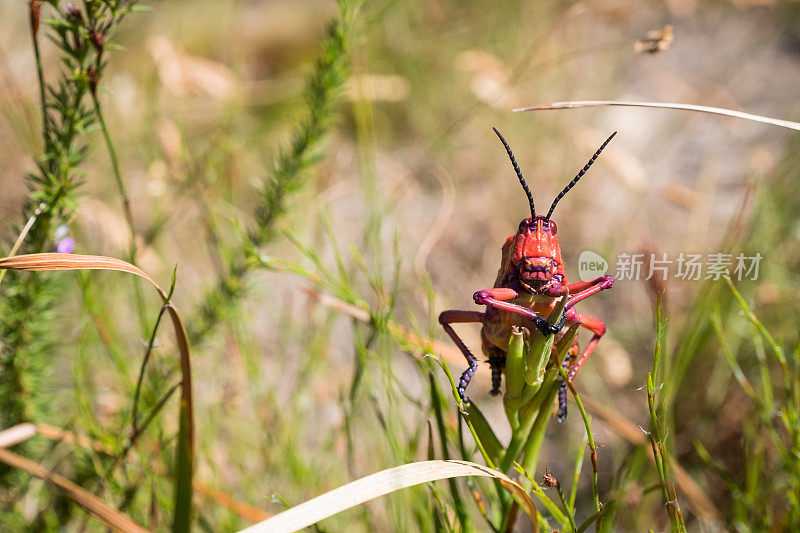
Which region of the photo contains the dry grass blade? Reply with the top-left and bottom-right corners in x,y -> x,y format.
239,459 -> 537,533
36,423 -> 115,454
0,447 -> 148,533
0,202 -> 45,287
513,100 -> 800,131
0,253 -> 161,295
0,252 -> 195,528
0,423 -> 38,448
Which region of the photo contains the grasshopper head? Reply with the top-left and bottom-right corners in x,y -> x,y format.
512,216 -> 564,292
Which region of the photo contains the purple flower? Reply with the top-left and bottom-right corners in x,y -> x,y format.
56,237 -> 75,254
54,226 -> 74,253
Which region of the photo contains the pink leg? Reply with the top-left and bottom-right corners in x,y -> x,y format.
472,288 -> 560,335
439,310 -> 485,403
557,310 -> 606,422
566,275 -> 614,309
564,310 -> 606,381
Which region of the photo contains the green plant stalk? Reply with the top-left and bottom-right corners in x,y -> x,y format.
91,95 -> 135,259
504,327 -> 528,430
752,329 -> 775,414
725,276 -> 790,399
500,369 -> 557,473
559,367 -> 600,514
519,378 -> 559,477
568,432 -> 588,510
711,312 -> 756,399
438,356 -> 496,469
429,375 -> 470,530
647,301 -> 687,533
503,380 -> 560,533
556,481 -> 578,533
438,355 -> 511,526
501,309 -> 573,475
576,509 -> 604,533
132,274 -> 177,432
513,464 -> 564,527
91,96 -> 149,334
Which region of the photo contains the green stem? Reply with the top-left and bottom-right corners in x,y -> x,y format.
132,302 -> 170,432
429,375 -> 470,530
559,366 -> 600,513
520,379 -> 559,475
500,369 -> 557,473
556,482 -> 578,533
92,96 -> 137,260
439,357 -> 496,469
647,300 -> 687,533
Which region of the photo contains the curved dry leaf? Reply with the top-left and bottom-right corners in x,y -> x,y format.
514,100 -> 800,131
0,253 -> 195,529
0,253 -> 162,295
240,459 -> 537,533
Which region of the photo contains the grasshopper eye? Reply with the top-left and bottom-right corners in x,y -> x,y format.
546,220 -> 557,235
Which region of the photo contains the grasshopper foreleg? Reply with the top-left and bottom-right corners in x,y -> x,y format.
472,288 -> 561,335
565,275 -> 614,309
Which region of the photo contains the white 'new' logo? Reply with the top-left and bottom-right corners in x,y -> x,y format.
578,250 -> 608,281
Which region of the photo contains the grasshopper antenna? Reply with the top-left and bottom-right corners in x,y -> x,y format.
545,131 -> 617,222
493,127 -> 536,219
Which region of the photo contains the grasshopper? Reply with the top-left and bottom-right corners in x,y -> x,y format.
439,128 -> 616,421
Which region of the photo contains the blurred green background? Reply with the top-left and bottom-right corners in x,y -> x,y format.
1,0 -> 799,531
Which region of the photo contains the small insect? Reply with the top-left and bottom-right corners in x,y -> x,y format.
541,468 -> 560,488
438,128 -> 616,421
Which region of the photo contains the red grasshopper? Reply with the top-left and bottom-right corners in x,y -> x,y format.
439,128 -> 616,421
